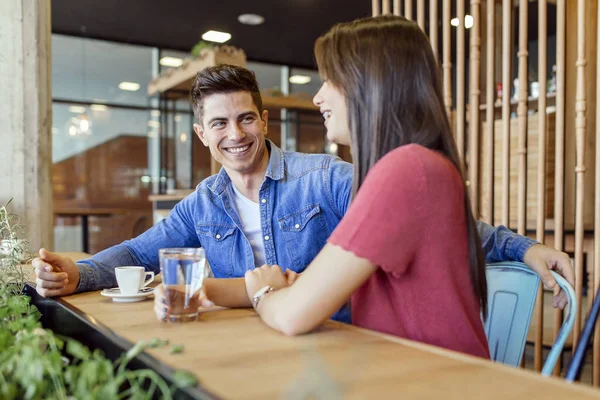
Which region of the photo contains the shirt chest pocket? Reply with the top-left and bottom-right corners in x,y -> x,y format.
196,224 -> 236,277
277,204 -> 329,270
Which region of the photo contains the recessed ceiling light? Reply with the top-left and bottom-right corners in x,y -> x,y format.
180,132 -> 188,143
68,106 -> 86,113
289,75 -> 312,85
91,104 -> 107,112
451,15 -> 473,29
238,14 -> 265,25
119,81 -> 140,91
174,115 -> 182,122
160,56 -> 184,68
151,110 -> 160,117
148,120 -> 160,128
202,30 -> 232,43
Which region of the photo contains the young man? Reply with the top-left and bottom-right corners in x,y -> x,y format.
34,65 -> 573,321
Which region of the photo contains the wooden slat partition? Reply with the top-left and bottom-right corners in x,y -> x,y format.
417,0 -> 425,30
595,0 -> 600,383
469,0 -> 481,212
573,0 -> 588,360
501,0 -> 511,226
406,0 -> 413,20
483,0 -> 495,223
457,0 -> 466,161
443,0 -> 453,117
429,0 -> 438,59
553,0 -> 566,378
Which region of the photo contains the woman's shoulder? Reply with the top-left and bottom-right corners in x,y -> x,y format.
374,144 -> 457,179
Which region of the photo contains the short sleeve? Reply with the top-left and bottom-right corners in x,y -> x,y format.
328,146 -> 427,274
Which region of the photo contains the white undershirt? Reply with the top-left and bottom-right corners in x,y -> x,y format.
231,184 -> 266,267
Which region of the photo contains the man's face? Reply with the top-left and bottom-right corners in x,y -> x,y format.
194,91 -> 268,175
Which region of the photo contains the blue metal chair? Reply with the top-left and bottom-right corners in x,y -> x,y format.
485,261 -> 576,376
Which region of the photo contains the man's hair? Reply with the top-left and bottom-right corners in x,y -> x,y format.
190,64 -> 263,121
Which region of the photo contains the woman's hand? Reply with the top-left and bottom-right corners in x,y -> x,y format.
153,284 -> 214,322
244,264 -> 292,303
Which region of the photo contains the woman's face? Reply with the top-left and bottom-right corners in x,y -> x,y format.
313,80 -> 351,146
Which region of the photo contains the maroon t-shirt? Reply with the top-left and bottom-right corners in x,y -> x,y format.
329,144 -> 490,359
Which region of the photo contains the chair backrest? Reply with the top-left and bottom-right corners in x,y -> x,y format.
485,261 -> 576,376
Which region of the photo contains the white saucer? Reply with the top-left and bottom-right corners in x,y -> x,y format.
100,287 -> 154,303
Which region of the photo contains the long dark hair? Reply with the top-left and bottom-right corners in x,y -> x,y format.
314,15 -> 487,317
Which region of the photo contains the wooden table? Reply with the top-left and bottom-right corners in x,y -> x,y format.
43,256 -> 600,399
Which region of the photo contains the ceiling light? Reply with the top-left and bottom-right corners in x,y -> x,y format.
174,115 -> 182,122
151,110 -> 160,117
91,104 -> 107,112
289,75 -> 312,85
238,14 -> 265,25
68,106 -> 86,113
148,120 -> 160,128
180,132 -> 188,143
202,30 -> 232,43
119,81 -> 140,91
52,127 -> 59,135
160,56 -> 184,68
451,15 -> 473,29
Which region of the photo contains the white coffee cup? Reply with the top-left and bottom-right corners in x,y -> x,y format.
115,266 -> 154,295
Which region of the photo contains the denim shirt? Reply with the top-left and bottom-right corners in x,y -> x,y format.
76,141 -> 537,321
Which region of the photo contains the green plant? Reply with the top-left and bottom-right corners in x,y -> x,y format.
0,200 -> 196,399
190,40 -> 215,57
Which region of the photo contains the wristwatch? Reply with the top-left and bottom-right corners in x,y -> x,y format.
252,285 -> 275,309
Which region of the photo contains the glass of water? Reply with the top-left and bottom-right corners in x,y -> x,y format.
159,248 -> 209,322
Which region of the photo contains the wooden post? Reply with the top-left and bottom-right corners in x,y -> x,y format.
469,0 -> 481,213
383,0 -> 391,14
457,0 -> 466,162
417,0 -> 425,30
373,0 -> 381,16
501,0 -> 511,226
553,0 -> 567,377
406,0 -> 413,20
595,0 -> 600,382
393,0 -> 402,16
535,0 -> 548,374
483,0 -> 495,224
430,0 -> 439,60
443,0 -> 453,117
573,0 -> 588,360
0,0 -> 53,251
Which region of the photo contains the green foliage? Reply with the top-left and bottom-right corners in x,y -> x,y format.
0,201 -> 198,399
190,40 -> 215,57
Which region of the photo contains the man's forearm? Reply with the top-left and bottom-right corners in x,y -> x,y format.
476,220 -> 538,263
76,244 -> 143,292
203,277 -> 252,308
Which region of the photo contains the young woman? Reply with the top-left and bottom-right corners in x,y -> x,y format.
244,15 -> 490,358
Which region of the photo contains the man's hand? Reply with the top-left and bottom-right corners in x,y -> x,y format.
33,248 -> 81,297
522,244 -> 575,309
154,284 -> 214,322
244,264 -> 290,302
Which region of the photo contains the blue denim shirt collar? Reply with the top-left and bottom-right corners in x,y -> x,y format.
209,139 -> 284,196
